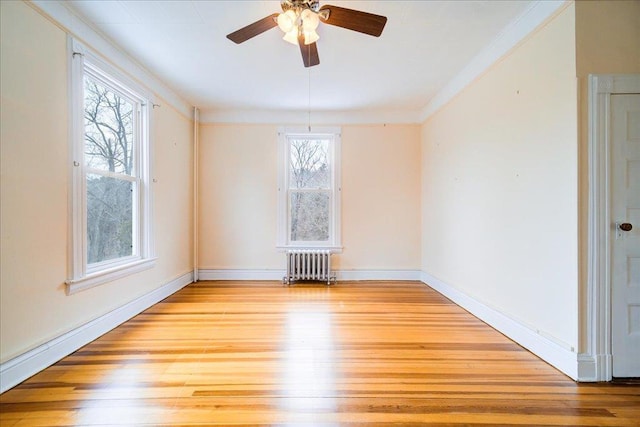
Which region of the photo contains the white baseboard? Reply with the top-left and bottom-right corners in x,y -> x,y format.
0,271 -> 193,393
577,354 -> 597,381
420,271 -> 579,381
198,269 -> 286,281
336,270 -> 421,281
577,352 -> 611,382
198,269 -> 422,282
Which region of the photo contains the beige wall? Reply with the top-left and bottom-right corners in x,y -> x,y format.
421,5 -> 578,349
575,0 -> 640,76
340,125 -> 421,270
198,123 -> 421,272
199,124 -> 281,270
0,1 -> 193,362
574,0 -> 640,350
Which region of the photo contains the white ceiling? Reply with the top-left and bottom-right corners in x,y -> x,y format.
64,0 -> 535,118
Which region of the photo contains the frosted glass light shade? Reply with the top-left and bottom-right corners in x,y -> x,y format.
300,9 -> 320,31
283,28 -> 299,45
277,9 -> 297,33
304,30 -> 319,45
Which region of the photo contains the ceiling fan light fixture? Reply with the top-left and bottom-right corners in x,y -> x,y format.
304,30 -> 319,45
228,0 -> 387,68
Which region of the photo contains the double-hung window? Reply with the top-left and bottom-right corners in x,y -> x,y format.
67,38 -> 154,293
277,127 -> 341,249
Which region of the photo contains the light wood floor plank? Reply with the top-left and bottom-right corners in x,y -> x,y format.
1,281 -> 639,426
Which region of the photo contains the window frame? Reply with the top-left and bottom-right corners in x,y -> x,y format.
66,37 -> 155,294
277,127 -> 342,250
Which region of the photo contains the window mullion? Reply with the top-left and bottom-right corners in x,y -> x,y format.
288,188 -> 330,192
86,167 -> 137,182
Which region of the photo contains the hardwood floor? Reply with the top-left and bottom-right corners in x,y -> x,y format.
1,281 -> 639,426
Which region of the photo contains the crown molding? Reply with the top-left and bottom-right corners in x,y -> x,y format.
29,0 -> 193,119
199,108 -> 423,125
419,0 -> 569,123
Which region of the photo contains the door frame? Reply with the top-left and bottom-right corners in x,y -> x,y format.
586,74 -> 640,381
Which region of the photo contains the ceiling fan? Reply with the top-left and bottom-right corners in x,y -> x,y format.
226,0 -> 388,67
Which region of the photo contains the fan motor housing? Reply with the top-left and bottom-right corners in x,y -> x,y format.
281,0 -> 320,12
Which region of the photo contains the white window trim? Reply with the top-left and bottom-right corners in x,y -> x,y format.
66,37 -> 155,294
277,126 -> 342,251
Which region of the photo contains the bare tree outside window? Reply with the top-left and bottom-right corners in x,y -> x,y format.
84,76 -> 135,264
289,138 -> 330,241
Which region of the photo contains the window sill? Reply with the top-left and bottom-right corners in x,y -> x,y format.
66,257 -> 157,295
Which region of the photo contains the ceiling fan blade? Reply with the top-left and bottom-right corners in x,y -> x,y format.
227,13 -> 279,44
298,36 -> 320,68
320,5 -> 387,37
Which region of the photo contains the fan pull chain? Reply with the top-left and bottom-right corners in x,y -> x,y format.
308,67 -> 311,132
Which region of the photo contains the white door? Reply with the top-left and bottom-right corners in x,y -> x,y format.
611,94 -> 640,377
